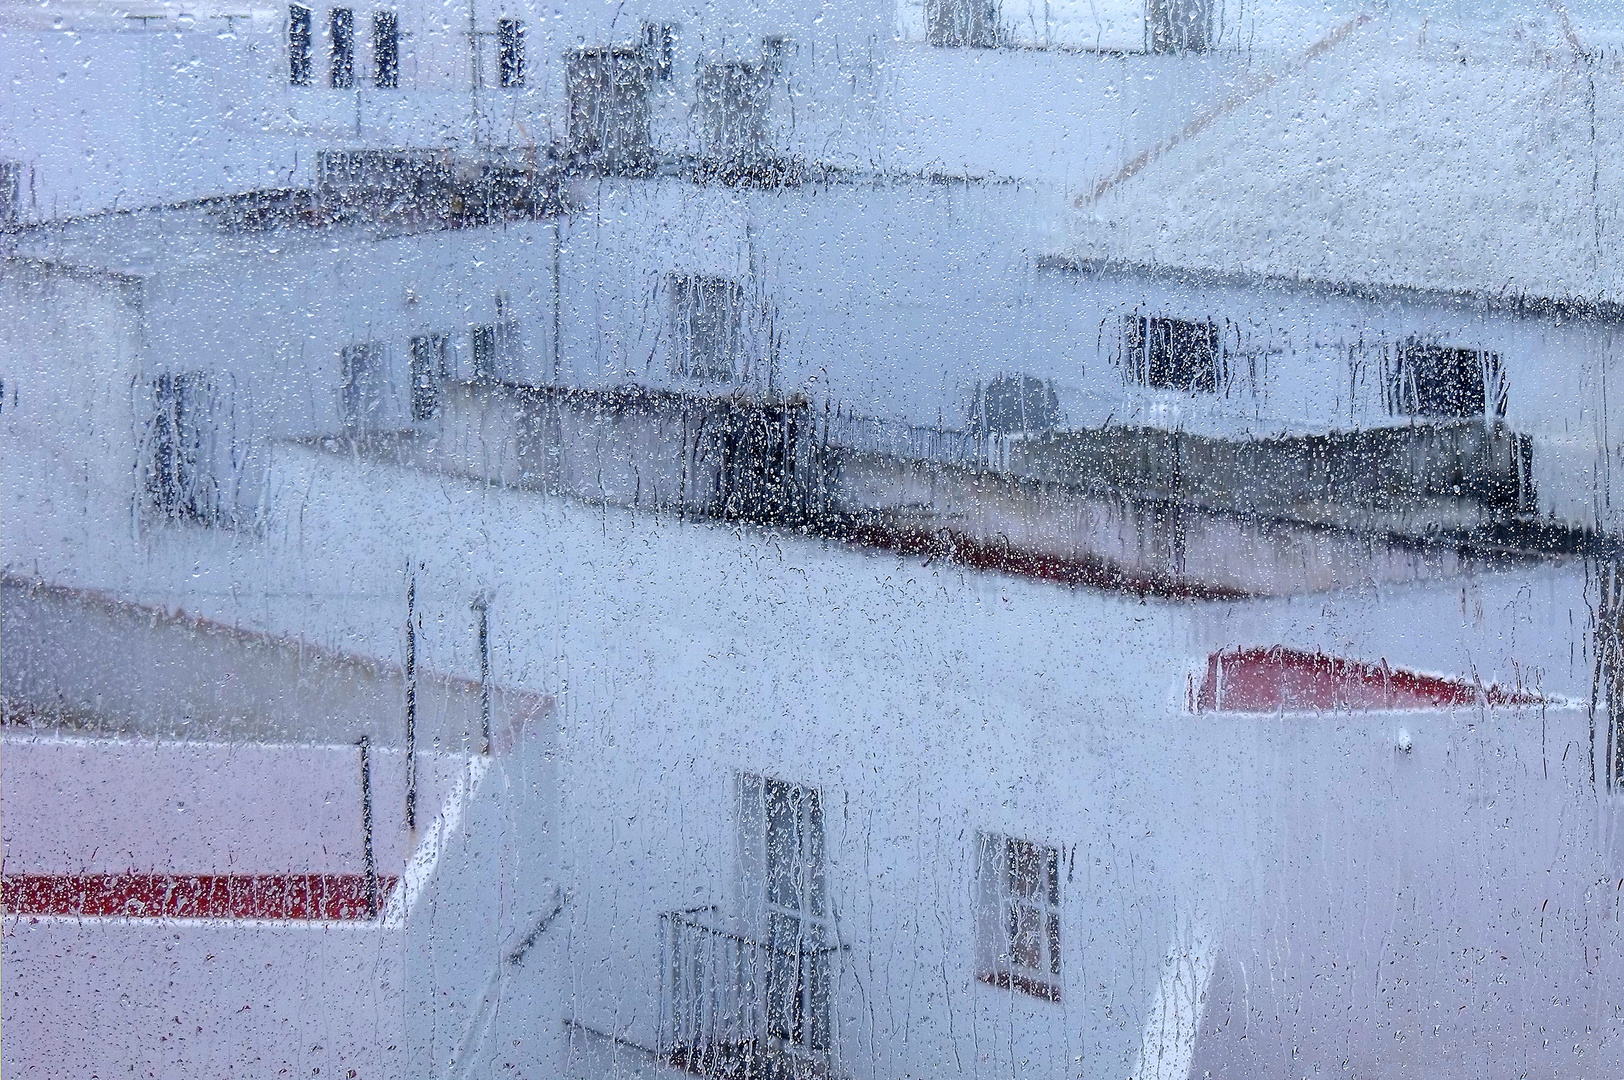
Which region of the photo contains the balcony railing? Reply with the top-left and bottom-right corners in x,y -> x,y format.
658,908 -> 839,1080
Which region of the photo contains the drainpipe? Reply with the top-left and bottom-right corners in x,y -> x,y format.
471,593 -> 492,755
405,564 -> 418,833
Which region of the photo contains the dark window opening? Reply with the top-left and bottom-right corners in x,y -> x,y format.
977,833 -> 1061,1003
927,0 -> 998,48
642,21 -> 676,80
289,5 -> 313,85
471,321 -> 519,382
566,47 -> 653,172
697,62 -> 770,164
1124,315 -> 1224,393
669,275 -> 744,381
970,375 -> 1061,437
498,20 -> 525,88
1149,0 -> 1214,53
409,333 -> 448,421
739,774 -> 832,1053
0,161 -> 21,224
340,342 -> 386,430
330,8 -> 355,89
147,373 -> 220,523
1387,341 -> 1506,419
372,11 -> 398,89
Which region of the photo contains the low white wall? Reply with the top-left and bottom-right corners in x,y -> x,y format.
1,577 -> 547,752
1,718 -> 562,1080
1,916 -> 405,1080
0,733 -> 466,874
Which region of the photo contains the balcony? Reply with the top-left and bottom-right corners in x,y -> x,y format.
659,909 -> 839,1080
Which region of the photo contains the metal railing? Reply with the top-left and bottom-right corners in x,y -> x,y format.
658,909 -> 839,1080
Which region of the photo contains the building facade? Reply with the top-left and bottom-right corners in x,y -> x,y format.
5,3 -> 1624,1078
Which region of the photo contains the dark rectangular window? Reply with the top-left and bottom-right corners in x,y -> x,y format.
927,0 -> 998,48
340,342 -> 386,430
643,21 -> 675,80
566,47 -> 653,172
330,8 -> 354,89
410,333 -> 448,421
148,373 -> 220,523
1387,341 -> 1506,419
372,11 -> 398,89
0,160 -> 21,224
668,275 -> 744,381
1149,0 -> 1214,53
737,774 -> 832,1054
697,62 -> 770,164
976,833 -> 1062,1003
471,321 -> 519,382
498,20 -> 525,88
1124,315 -> 1223,393
289,5 -> 313,85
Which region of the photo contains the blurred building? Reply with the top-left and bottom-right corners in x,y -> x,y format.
4,3 -> 1624,1079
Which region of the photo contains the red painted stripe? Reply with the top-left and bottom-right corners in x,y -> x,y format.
1194,646 -> 1547,713
1,874 -> 400,921
836,520 -> 1253,600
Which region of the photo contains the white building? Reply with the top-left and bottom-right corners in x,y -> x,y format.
1,579 -> 565,1079
3,0 -> 1461,221
5,3 -> 1624,1079
4,408 -> 1618,1078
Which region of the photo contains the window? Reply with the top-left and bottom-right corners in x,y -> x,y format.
147,373 -> 220,523
329,8 -> 354,89
1386,340 -> 1506,420
471,321 -> 519,382
566,47 -> 653,171
927,0 -> 998,48
738,774 -> 831,1054
1149,0 -> 1214,53
668,275 -> 744,381
1123,314 -> 1224,393
497,20 -> 525,89
0,160 -> 21,224
288,5 -> 313,86
340,342 -> 386,430
643,21 -> 676,81
372,11 -> 397,89
976,833 -> 1062,1002
970,375 -> 1061,437
697,62 -> 770,165
409,334 -> 448,421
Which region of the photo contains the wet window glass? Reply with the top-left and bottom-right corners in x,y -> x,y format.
3,2 -> 1623,1078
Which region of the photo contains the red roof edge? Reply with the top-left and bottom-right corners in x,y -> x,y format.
2,874 -> 400,921
1192,646 -> 1548,713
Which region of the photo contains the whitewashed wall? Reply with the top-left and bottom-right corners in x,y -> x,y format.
562,175 -> 1623,528
5,406 -> 1616,1076
1,0 -> 1378,221
0,725 -> 562,1080
8,182 -> 1623,534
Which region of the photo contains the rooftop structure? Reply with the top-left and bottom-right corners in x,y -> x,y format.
2,579 -> 563,1079
6,3 -> 1624,1079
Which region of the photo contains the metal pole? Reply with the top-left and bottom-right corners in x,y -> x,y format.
472,594 -> 492,755
358,735 -> 379,916
405,564 -> 418,832
468,0 -> 481,149
552,218 -> 563,382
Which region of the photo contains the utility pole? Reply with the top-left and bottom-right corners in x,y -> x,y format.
468,0 -> 482,150
472,593 -> 492,755
405,563 -> 419,833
